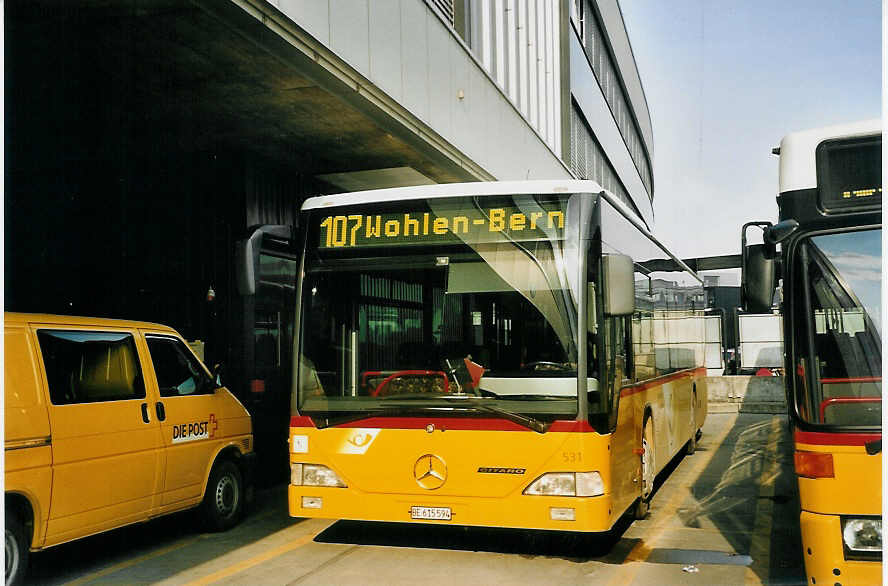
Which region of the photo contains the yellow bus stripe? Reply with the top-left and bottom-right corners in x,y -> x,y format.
183,533 -> 318,586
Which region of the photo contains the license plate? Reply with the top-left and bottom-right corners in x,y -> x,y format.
410,506 -> 452,520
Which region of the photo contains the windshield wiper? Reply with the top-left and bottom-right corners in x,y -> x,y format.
382,395 -> 552,433
312,399 -> 550,434
313,408 -> 390,429
459,400 -> 550,434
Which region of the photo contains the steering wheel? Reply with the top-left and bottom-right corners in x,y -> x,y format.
522,361 -> 564,371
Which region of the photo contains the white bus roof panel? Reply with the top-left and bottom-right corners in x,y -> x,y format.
301,180 -> 606,210
779,118 -> 881,193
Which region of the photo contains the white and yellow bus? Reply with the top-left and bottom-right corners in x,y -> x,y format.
286,180 -> 707,534
744,120 -> 882,584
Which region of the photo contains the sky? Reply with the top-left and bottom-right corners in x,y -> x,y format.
619,0 -> 882,265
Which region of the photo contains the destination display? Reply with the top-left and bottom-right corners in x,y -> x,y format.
317,199 -> 568,249
817,136 -> 882,213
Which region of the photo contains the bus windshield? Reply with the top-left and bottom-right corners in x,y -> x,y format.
296,194 -> 588,424
795,228 -> 882,427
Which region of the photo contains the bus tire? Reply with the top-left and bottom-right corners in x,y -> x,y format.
5,509 -> 28,586
200,460 -> 244,532
686,430 -> 697,455
635,416 -> 654,520
686,400 -> 697,455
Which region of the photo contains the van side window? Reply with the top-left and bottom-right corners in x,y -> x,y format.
146,336 -> 212,397
37,330 -> 146,404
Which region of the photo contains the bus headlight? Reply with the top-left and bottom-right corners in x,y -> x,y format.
842,517 -> 881,554
523,472 -> 604,497
290,463 -> 347,487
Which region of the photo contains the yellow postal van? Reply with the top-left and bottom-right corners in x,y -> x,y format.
4,313 -> 255,585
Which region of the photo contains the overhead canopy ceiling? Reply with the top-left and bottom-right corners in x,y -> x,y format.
6,0 -> 475,191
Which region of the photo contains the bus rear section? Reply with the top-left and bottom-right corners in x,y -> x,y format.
287,182 -> 708,534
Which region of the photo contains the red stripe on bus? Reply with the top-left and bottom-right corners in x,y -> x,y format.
794,429 -> 881,446
620,367 -> 706,398
820,376 -> 882,383
290,415 -> 598,433
818,396 -> 882,421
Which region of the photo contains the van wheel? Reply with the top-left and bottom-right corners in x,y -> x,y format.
201,460 -> 244,532
5,510 -> 28,586
635,417 -> 654,520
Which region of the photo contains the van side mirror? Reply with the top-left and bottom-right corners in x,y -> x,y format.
602,254 -> 635,316
212,363 -> 224,389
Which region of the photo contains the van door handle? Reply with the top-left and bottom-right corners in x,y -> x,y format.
141,403 -> 150,423
156,402 -> 166,422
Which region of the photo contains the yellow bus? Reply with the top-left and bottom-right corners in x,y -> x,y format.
743,120 -> 881,584
286,180 -> 707,534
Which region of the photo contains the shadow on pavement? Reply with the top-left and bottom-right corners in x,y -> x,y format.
674,403 -> 805,584
316,513 -> 641,564
27,485 -> 299,586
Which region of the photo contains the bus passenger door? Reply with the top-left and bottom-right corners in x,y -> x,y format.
605,315 -> 637,512
250,253 -> 299,483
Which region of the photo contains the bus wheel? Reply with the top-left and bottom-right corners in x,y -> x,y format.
5,509 -> 28,586
201,460 -> 244,532
635,417 -> 654,520
686,403 -> 697,455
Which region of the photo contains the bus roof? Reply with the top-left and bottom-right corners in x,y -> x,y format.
778,119 -> 881,194
301,180 -> 607,210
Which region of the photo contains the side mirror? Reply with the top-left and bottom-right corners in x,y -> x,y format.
741,221 -> 778,313
764,219 -> 799,245
602,254 -> 635,316
236,224 -> 293,295
212,363 -> 224,389
743,243 -> 776,313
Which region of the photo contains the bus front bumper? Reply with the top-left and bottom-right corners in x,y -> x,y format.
288,484 -> 618,533
800,510 -> 881,584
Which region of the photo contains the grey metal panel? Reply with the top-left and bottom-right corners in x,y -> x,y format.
469,51 -> 494,164
330,0 -> 370,76
427,9 -> 453,138
704,315 -> 723,369
596,0 -> 653,158
569,34 -> 652,226
268,0 -> 571,185
401,0 -> 430,121
280,0 -> 330,45
368,0 -> 403,101
739,314 -> 784,369
449,41 -> 472,150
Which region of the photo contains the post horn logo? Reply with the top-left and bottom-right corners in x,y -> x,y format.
414,454 -> 447,490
